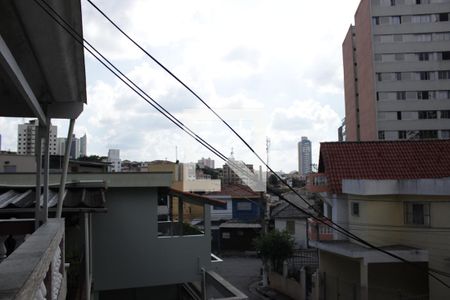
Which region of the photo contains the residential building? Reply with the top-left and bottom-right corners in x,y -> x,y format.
198,157 -> 215,169
56,134 -> 87,159
306,140 -> 450,299
271,200 -> 309,249
298,136 -> 312,176
343,0 -> 450,141
80,134 -> 87,157
17,120 -> 57,155
107,149 -> 121,172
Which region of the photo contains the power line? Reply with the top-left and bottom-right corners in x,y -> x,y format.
35,0 -> 450,287
83,0 -> 450,285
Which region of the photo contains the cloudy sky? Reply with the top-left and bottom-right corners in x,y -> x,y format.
0,0 -> 361,172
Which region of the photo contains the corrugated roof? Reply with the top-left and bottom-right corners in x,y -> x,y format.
319,140 -> 450,194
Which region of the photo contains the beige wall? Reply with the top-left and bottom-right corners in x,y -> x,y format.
0,153 -> 36,172
347,194 -> 450,299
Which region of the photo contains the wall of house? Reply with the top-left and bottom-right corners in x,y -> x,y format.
274,219 -> 307,249
347,194 -> 450,299
210,197 -> 232,221
0,153 -> 35,172
92,187 -> 212,292
232,199 -> 262,221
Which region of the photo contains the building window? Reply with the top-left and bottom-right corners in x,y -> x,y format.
438,13 -> 449,22
378,131 -> 385,140
419,72 -> 431,80
441,130 -> 450,139
418,91 -> 429,100
396,91 -> 406,100
399,131 -> 407,139
404,202 -> 430,226
443,51 -> 450,60
418,111 -> 437,119
419,130 -> 438,139
418,52 -> 429,61
222,232 -> 230,239
438,71 -> 450,80
286,220 -> 295,234
441,110 -> 450,118
397,111 -> 402,120
351,202 -> 360,217
391,16 -> 401,24
373,17 -> 380,25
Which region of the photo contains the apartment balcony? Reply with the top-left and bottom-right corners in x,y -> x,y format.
305,173 -> 329,193
0,219 -> 66,300
308,218 -> 334,241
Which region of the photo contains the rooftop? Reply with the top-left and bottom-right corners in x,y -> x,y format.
318,140 -> 450,194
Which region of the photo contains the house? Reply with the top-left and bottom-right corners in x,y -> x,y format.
306,140 -> 450,299
207,184 -> 264,252
271,194 -> 310,249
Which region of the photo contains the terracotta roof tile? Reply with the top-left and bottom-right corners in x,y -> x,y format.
318,140 -> 450,194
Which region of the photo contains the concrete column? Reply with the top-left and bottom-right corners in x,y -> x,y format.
360,259 -> 369,300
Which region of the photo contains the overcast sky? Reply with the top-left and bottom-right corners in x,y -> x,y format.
0,0 -> 361,172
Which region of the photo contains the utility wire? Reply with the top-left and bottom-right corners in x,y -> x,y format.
84,0 -> 450,284
35,0 -> 450,287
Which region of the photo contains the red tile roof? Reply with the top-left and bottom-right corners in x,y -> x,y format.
208,184 -> 262,198
318,140 -> 450,194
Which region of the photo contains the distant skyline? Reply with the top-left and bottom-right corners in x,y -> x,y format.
0,0 -> 361,172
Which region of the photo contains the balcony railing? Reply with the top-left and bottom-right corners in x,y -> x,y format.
308,218 -> 334,241
0,219 -> 66,300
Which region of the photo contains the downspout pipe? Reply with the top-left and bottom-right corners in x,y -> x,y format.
56,119 -> 75,218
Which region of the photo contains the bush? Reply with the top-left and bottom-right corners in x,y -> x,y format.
254,229 -> 294,271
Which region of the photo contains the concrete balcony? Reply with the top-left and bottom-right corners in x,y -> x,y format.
0,219 -> 66,300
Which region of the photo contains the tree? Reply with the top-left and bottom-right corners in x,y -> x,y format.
268,174 -> 279,186
254,229 -> 294,272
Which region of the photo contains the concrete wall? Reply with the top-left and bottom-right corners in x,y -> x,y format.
0,153 -> 35,172
269,272 -> 304,300
92,187 -> 212,291
347,194 -> 450,299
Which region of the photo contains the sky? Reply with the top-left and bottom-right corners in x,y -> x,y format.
0,0 -> 361,172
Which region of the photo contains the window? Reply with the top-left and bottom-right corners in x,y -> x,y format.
396,72 -> 402,80
418,91 -> 429,100
441,130 -> 450,139
438,13 -> 449,22
397,111 -> 402,120
419,72 -> 430,80
399,131 -> 407,139
418,110 -> 437,119
391,16 -> 401,24
404,202 -> 430,225
286,220 -> 295,234
222,232 -> 230,239
351,202 -> 360,216
397,91 -> 406,100
373,17 -> 380,25
378,131 -> 385,140
443,51 -> 450,60
418,52 -> 429,61
419,130 -> 438,138
213,204 -> 227,210
237,201 -> 252,211
438,71 -> 450,80
441,110 -> 450,118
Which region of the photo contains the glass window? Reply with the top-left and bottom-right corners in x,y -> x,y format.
418,52 -> 429,61
404,202 -> 430,225
397,91 -> 406,100
286,220 -> 295,234
419,130 -> 438,138
391,16 -> 401,24
418,91 -> 429,100
399,131 -> 407,139
439,13 -> 449,22
441,130 -> 450,139
351,202 -> 360,216
438,71 -> 450,80
418,111 -> 437,119
378,131 -> 385,140
237,201 -> 252,211
441,110 -> 450,118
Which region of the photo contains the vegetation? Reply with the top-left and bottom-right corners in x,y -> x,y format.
254,229 -> 295,271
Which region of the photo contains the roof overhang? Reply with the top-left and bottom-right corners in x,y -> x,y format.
0,0 -> 86,120
310,240 -> 428,264
166,188 -> 226,207
343,178 -> 450,196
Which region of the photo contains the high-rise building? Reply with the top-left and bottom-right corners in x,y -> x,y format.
17,120 -> 57,155
56,134 -> 86,159
80,134 -> 87,157
343,0 -> 450,141
298,136 -> 312,176
108,149 -> 121,172
197,157 -> 215,169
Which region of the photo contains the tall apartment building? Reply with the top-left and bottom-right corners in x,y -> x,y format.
197,157 -> 215,169
343,0 -> 450,141
56,134 -> 87,159
17,120 -> 57,155
108,149 -> 121,172
298,136 -> 312,176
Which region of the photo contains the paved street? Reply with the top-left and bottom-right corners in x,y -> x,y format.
211,255 -> 265,300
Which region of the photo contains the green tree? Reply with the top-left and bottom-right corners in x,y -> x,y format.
254,229 -> 294,272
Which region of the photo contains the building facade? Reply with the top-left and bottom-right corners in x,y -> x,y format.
17,120 -> 57,155
343,0 -> 450,141
56,134 -> 87,159
298,136 -> 312,176
197,157 -> 215,169
107,149 -> 121,172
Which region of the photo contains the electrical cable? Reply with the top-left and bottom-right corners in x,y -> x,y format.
35,0 -> 450,287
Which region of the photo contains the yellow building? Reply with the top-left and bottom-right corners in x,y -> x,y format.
307,141 -> 450,300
